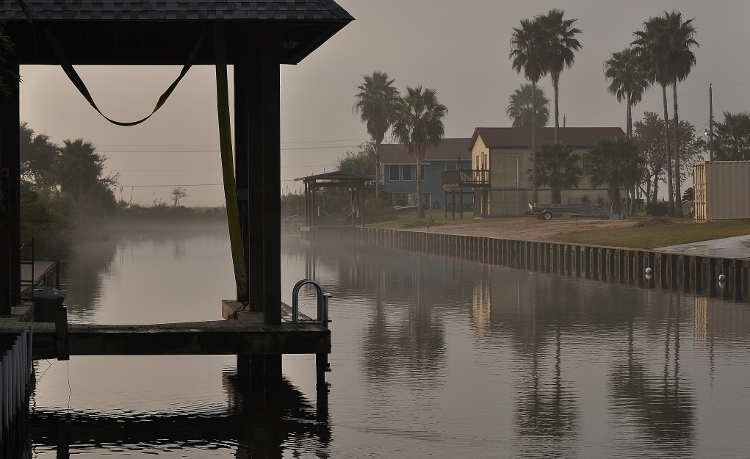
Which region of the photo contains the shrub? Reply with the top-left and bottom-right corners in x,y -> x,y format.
364,198 -> 396,223
646,201 -> 668,217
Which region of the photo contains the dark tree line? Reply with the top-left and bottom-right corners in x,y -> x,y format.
21,122 -> 118,213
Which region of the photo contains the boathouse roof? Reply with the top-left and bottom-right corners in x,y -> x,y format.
0,0 -> 354,64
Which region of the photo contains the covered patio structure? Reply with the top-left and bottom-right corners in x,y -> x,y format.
298,170 -> 367,231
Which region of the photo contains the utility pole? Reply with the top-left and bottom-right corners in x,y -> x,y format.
709,83 -> 714,161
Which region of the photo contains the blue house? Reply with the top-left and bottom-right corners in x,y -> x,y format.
379,138 -> 472,211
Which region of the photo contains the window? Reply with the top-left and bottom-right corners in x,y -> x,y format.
446,162 -> 457,171
389,165 -> 400,181
420,165 -> 426,181
402,165 -> 413,181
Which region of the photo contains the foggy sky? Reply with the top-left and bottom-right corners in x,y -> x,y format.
18,0 -> 750,207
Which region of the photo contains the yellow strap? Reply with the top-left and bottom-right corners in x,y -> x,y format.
44,26 -> 204,127
214,21 -> 248,299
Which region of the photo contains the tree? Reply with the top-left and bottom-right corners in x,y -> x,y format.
353,71 -> 400,200
635,112 -> 703,207
0,0 -> 32,97
714,112 -> 750,161
511,17 -> 548,205
538,9 -> 582,141
661,11 -> 698,216
633,15 -> 674,216
391,85 -> 447,219
633,11 -> 698,217
604,48 -> 650,137
531,142 -> 582,204
337,141 -> 375,176
587,137 -> 643,214
634,112 -> 666,206
53,138 -> 118,210
171,187 -> 188,207
20,122 -> 59,188
506,83 -> 549,128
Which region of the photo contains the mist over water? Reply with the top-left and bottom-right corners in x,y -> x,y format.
26,221 -> 750,457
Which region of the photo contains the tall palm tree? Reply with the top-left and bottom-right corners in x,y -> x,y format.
506,83 -> 550,128
391,86 -> 447,219
532,142 -> 582,204
661,11 -> 698,217
511,18 -> 548,205
353,71 -> 400,199
538,9 -> 582,142
587,137 -> 643,215
54,138 -> 105,201
633,15 -> 675,216
604,48 -> 650,138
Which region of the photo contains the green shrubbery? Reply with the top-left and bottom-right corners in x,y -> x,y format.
646,201 -> 668,217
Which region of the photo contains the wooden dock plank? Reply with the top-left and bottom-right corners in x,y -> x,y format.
1,299 -> 330,360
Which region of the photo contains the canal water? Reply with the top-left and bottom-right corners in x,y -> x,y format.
27,220 -> 750,458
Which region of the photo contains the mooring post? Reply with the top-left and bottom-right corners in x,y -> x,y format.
55,305 -> 69,361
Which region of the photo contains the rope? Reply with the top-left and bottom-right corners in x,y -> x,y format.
44,26 -> 205,126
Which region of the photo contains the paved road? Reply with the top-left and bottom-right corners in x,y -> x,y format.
654,235 -> 750,260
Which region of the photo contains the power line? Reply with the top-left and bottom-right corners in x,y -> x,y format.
99,144 -> 360,153
117,183 -> 222,188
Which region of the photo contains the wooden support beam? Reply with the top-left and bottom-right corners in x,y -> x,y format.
234,33 -> 251,304
0,57 -> 20,314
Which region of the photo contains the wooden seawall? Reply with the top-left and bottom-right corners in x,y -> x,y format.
359,227 -> 750,302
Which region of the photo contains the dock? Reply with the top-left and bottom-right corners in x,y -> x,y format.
0,302 -> 330,360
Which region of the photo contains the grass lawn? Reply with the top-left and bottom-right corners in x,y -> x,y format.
365,212 -> 750,249
367,212 -> 516,229
550,218 -> 750,249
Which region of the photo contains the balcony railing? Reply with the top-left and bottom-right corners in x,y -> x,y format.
442,169 -> 490,189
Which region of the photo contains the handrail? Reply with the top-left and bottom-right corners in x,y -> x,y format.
292,279 -> 331,326
19,236 -> 35,302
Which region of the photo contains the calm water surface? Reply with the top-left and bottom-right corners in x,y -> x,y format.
28,221 -> 750,458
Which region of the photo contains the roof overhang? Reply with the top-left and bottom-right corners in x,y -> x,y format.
0,2 -> 353,65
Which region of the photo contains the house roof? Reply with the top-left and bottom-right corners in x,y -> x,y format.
379,138 -> 472,164
0,1 -> 353,65
470,127 -> 626,150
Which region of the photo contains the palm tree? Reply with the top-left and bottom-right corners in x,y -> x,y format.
54,138 -> 106,201
661,11 -> 698,217
391,86 -> 447,219
715,112 -> 750,160
538,9 -> 582,141
506,83 -> 550,128
633,15 -> 674,216
353,71 -> 400,199
587,137 -> 643,215
532,142 -> 582,204
511,18 -> 548,205
604,48 -> 650,138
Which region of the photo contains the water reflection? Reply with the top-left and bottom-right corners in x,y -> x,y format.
289,234 -> 707,455
26,225 -> 750,457
30,372 -> 329,458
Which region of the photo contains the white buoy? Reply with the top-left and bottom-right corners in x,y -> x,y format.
645,267 -> 653,275
719,274 -> 727,282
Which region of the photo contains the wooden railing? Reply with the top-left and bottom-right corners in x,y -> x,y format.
442,169 -> 490,189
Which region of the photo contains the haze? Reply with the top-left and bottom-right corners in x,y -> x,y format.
18,0 -> 750,207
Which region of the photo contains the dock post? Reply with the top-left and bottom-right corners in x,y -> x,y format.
55,306 -> 69,361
